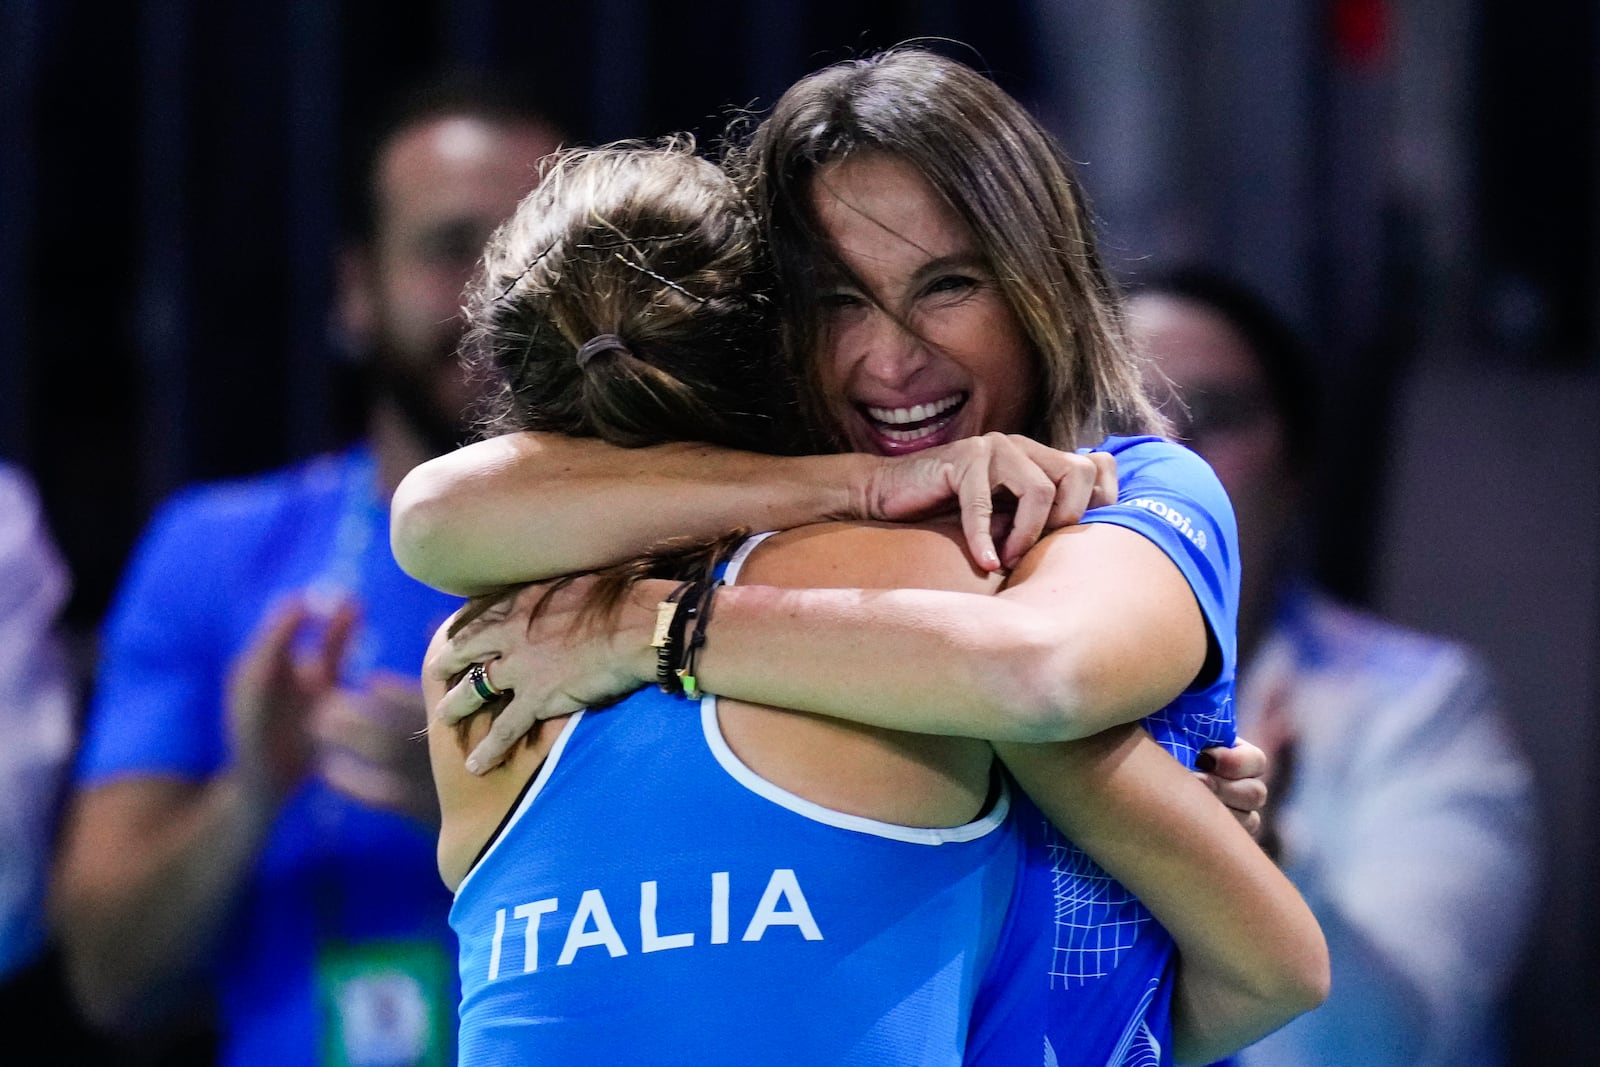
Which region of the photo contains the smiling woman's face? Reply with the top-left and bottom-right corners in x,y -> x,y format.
806,152 -> 1034,456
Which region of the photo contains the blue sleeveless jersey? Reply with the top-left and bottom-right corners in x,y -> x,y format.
965,436 -> 1241,1067
451,691 -> 1021,1065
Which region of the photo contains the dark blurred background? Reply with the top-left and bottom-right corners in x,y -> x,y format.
3,0 -> 1595,1062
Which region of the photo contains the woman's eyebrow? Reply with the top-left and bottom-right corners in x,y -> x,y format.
908,252 -> 988,284
819,250 -> 987,298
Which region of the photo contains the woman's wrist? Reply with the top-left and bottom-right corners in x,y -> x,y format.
824,451 -> 891,522
726,449 -> 880,526
619,579 -> 679,688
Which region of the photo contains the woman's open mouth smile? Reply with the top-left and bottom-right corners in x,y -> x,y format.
857,392 -> 968,453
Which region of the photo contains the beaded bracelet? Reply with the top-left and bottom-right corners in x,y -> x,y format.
651,579 -> 695,693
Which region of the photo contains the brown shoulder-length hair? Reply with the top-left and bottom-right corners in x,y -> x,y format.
728,45 -> 1170,451
460,136 -> 809,456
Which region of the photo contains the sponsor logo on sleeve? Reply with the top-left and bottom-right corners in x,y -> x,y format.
1126,498 -> 1208,550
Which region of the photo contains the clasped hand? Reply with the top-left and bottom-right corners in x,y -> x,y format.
864,432 -> 1119,571
426,575 -> 659,774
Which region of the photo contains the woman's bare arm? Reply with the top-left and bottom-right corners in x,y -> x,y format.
392,434 -> 870,595
390,431 -> 1116,596
997,731 -> 1328,1064
692,522 -> 1203,741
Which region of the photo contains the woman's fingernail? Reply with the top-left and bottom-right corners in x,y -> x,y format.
466,758 -> 481,775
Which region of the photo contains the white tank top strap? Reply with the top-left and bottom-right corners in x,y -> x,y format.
720,530 -> 778,586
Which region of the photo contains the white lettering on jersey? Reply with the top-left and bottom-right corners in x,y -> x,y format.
711,871 -> 730,945
742,868 -> 823,942
558,889 -> 628,965
485,868 -> 823,980
640,880 -> 694,953
488,907 -> 506,981
515,898 -> 560,973
1127,497 -> 1208,550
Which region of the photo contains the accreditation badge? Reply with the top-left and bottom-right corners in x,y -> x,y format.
316,939 -> 453,1066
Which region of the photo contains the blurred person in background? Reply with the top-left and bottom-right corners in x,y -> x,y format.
49,74 -> 564,1067
1125,266 -> 1540,1067
0,462 -> 111,1058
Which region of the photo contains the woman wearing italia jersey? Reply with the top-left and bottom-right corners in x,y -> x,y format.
402,50 -> 1328,1066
